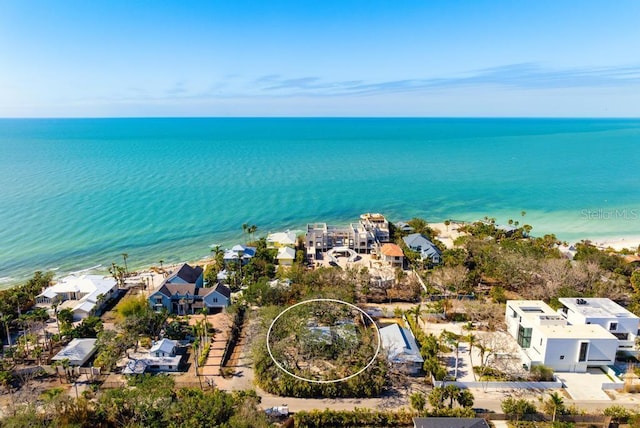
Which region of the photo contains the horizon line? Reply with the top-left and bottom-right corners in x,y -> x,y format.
1,115 -> 639,120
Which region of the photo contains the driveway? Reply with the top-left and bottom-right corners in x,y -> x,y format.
555,369 -> 612,401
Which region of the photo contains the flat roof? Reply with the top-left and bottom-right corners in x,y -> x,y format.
537,323 -> 617,339
507,300 -> 559,322
559,297 -> 639,319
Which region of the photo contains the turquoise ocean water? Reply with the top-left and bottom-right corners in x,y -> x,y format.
0,118 -> 639,286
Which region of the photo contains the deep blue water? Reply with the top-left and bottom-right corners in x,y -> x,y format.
1,118 -> 639,284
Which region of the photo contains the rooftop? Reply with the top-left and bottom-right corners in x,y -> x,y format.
559,297 -> 639,319
167,263 -> 203,284
52,338 -> 98,364
277,246 -> 296,260
380,323 -> 423,364
380,243 -> 404,257
537,323 -> 617,339
150,338 -> 177,355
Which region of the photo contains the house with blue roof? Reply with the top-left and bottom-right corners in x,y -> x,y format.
403,233 -> 442,265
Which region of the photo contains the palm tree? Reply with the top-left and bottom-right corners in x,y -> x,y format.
94,294 -> 106,316
247,224 -> 258,242
547,391 -> 564,422
0,312 -> 11,347
121,253 -> 129,275
242,223 -> 249,243
466,333 -> 478,381
52,303 -> 61,338
200,308 -> 209,343
410,305 -> 421,326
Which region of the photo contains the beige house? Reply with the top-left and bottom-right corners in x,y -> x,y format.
379,243 -> 404,268
276,246 -> 296,266
266,230 -> 298,248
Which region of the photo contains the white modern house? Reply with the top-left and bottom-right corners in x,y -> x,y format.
557,297 -> 639,354
36,274 -> 118,320
122,338 -> 182,374
380,323 -> 424,375
506,300 -> 623,372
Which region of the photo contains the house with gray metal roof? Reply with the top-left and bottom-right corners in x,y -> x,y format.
380,323 -> 424,375
403,233 -> 442,265
52,338 -> 98,366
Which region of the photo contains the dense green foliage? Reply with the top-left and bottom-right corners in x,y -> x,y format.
1,375 -> 271,428
293,408 -> 415,428
0,272 -> 53,343
405,315 -> 446,380
293,406 -> 476,428
501,397 -> 538,421
252,303 -> 387,398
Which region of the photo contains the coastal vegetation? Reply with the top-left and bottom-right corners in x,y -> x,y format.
252,306 -> 388,398
0,271 -> 53,345
0,375 -> 271,428
1,213 -> 640,425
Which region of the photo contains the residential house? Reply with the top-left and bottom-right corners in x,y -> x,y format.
403,233 -> 442,265
505,300 -> 619,372
379,323 -> 424,375
395,221 -> 414,234
223,245 -> 256,265
36,274 -> 118,321
378,243 -> 404,268
266,230 -> 298,248
413,418 -> 490,428
149,283 -> 231,315
52,338 -> 98,366
276,246 -> 296,266
557,297 -> 639,354
123,338 -> 182,374
165,263 -> 204,287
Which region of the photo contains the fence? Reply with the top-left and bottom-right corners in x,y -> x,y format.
220,306 -> 246,368
433,380 -> 563,390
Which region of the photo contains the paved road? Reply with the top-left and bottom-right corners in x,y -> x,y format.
214,314 -> 639,415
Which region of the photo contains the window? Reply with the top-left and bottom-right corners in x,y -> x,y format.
578,342 -> 589,362
609,322 -> 618,331
213,298 -> 218,303
517,325 -> 532,348
560,355 -> 565,360
540,338 -> 543,346
510,308 -> 517,318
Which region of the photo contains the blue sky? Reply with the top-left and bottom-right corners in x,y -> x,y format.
1,1 -> 639,117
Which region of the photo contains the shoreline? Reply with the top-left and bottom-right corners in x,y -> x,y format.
1,221 -> 639,290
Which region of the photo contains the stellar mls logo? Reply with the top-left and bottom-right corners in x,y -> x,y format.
581,208 -> 639,220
